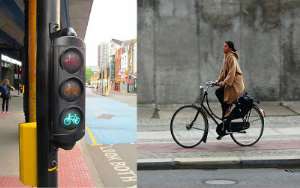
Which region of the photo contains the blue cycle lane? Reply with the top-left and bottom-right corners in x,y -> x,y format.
85,95 -> 136,144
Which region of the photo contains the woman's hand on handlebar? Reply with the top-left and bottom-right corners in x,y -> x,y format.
206,81 -> 218,87
213,80 -> 224,87
214,80 -> 219,86
218,81 -> 225,87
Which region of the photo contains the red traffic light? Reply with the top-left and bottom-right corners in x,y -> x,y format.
60,49 -> 83,74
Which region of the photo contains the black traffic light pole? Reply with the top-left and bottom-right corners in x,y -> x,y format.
36,0 -> 60,186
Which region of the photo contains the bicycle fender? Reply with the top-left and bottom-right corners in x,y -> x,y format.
202,131 -> 208,143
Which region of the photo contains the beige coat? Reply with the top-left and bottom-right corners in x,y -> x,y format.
217,51 -> 245,104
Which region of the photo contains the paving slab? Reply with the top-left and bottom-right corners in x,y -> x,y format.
281,101 -> 300,115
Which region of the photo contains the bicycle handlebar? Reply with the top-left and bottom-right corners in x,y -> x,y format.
205,81 -> 218,87
199,81 -> 218,94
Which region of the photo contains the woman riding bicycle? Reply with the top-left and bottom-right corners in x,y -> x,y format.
215,41 -> 245,138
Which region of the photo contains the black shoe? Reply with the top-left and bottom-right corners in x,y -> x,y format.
216,135 -> 224,140
216,123 -> 226,140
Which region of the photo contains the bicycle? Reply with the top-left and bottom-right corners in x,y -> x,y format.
170,81 -> 265,148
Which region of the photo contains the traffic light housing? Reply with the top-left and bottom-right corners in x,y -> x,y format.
50,29 -> 85,150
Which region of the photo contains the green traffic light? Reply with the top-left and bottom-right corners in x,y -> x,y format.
63,112 -> 81,129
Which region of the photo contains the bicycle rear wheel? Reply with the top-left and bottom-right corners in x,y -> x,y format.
230,105 -> 264,146
170,105 -> 208,148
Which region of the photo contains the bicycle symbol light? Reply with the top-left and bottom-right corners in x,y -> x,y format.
63,112 -> 81,128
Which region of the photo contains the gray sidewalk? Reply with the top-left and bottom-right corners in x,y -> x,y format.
0,97 -> 24,177
137,102 -> 300,169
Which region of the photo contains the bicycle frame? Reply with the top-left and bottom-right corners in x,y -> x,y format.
198,90 -> 223,126
196,85 -> 255,126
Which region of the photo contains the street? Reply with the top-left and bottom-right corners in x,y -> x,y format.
83,88 -> 137,187
138,168 -> 300,188
81,143 -> 137,188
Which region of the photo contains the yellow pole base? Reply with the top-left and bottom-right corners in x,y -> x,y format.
19,122 -> 37,187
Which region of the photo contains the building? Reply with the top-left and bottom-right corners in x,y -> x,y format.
89,66 -> 100,90
97,43 -> 110,96
109,39 -> 122,92
97,39 -> 137,95
98,43 -> 109,70
127,40 -> 137,93
114,39 -> 137,94
114,47 -> 123,92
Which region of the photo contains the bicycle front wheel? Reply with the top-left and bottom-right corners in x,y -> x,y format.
170,105 -> 208,148
230,105 -> 264,146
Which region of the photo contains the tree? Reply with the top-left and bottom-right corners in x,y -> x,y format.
85,67 -> 93,84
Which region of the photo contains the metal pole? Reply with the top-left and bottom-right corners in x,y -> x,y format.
23,0 -> 29,122
152,0 -> 160,119
28,0 -> 37,122
36,0 -> 60,186
18,66 -> 20,95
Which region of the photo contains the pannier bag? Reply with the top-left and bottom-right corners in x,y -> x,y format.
230,93 -> 254,119
228,122 -> 250,132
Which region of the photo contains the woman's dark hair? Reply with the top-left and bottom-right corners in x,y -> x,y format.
225,41 -> 237,52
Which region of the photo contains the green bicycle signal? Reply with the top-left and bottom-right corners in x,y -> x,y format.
63,112 -> 81,128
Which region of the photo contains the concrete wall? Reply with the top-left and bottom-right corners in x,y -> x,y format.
138,0 -> 300,104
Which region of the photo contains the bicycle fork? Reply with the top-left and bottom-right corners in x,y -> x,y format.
190,109 -> 208,143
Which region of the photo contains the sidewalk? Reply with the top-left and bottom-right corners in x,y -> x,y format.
0,96 -> 102,187
10,90 -> 23,98
137,102 -> 300,170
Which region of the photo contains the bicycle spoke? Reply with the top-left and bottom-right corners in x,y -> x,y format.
233,131 -> 247,134
191,127 -> 205,131
249,118 -> 260,123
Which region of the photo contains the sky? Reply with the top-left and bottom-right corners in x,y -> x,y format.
84,0 -> 137,67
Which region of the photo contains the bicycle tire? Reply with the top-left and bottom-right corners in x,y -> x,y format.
230,104 -> 264,147
170,105 -> 208,148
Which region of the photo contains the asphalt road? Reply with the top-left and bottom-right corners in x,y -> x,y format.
138,168 -> 300,188
82,143 -> 137,188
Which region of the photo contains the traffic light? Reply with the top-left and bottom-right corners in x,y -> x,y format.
50,28 -> 85,150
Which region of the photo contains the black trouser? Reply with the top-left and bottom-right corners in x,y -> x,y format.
215,87 -> 233,135
215,87 -> 231,118
2,96 -> 9,112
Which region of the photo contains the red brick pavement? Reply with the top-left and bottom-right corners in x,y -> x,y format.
0,177 -> 27,187
0,145 -> 94,188
58,145 -> 94,187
